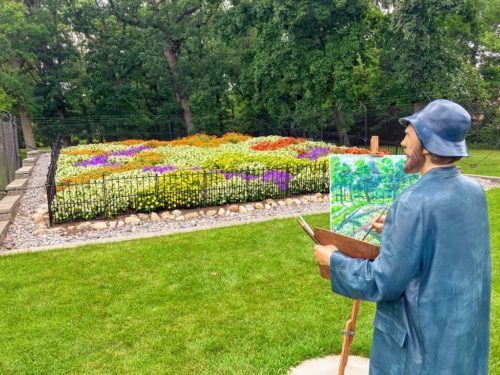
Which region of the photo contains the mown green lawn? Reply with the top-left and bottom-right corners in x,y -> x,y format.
458,149 -> 500,176
0,189 -> 498,374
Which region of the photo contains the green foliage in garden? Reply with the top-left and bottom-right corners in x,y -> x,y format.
132,171 -> 210,212
202,152 -> 312,172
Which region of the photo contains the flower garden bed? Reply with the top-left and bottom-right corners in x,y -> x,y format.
49,133 -> 379,223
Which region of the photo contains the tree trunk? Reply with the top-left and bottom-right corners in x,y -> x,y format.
412,102 -> 423,112
164,44 -> 194,134
17,107 -> 36,151
332,101 -> 349,146
364,190 -> 371,204
57,110 -> 71,147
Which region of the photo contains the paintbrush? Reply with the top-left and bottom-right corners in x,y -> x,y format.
361,205 -> 388,241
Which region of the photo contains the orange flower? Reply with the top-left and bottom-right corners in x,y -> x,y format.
251,137 -> 304,151
134,150 -> 165,164
114,139 -> 146,146
144,140 -> 171,148
165,132 -> 251,147
58,161 -> 150,186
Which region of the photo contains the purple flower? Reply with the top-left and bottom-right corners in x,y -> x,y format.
75,154 -> 110,167
221,172 -> 258,181
143,165 -> 176,174
75,146 -> 152,168
297,147 -> 329,161
111,145 -> 151,157
262,170 -> 294,190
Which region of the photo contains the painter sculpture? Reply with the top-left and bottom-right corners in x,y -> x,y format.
314,99 -> 491,375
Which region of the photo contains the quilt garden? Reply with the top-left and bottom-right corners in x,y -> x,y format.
51,133 -> 381,223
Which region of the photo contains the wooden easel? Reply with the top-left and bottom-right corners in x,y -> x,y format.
313,228 -> 381,375
311,137 -> 386,373
370,135 -> 384,157
370,135 -> 379,155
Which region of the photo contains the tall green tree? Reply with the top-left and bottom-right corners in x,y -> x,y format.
0,0 -> 42,149
381,0 -> 486,106
216,0 -> 382,144
105,0 -> 224,134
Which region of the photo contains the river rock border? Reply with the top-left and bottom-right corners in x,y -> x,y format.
5,195 -> 331,252
32,194 -> 326,233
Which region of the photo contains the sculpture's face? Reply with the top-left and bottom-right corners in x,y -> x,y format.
401,125 -> 425,174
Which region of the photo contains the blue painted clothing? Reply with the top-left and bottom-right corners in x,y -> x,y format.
329,166 -> 491,374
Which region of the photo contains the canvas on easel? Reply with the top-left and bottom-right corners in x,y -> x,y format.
329,154 -> 419,245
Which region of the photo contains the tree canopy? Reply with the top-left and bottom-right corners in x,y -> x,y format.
0,0 -> 497,146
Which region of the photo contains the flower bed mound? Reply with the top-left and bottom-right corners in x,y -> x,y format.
52,133 -> 373,223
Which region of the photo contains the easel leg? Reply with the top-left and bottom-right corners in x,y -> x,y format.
338,300 -> 360,375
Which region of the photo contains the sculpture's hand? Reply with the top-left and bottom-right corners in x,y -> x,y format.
314,244 -> 338,267
370,215 -> 386,234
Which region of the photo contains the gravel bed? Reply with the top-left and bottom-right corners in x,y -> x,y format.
3,202 -> 331,252
1,154 -> 498,253
2,153 -> 52,251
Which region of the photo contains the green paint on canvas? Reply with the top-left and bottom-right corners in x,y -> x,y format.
329,155 -> 419,244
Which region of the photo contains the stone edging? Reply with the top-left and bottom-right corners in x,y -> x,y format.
0,150 -> 41,244
3,205 -> 329,256
32,193 -> 327,234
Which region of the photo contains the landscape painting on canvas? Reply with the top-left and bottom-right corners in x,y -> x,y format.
329,155 -> 419,245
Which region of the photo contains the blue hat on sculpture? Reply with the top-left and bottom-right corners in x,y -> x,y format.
399,99 -> 471,157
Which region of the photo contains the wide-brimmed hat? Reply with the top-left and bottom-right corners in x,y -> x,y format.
399,99 -> 471,157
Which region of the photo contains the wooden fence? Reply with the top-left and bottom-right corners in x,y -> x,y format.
0,113 -> 21,192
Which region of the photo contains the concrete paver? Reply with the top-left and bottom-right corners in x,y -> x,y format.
289,355 -> 369,375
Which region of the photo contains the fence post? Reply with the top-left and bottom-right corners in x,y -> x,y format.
246,167 -> 250,201
285,165 -> 290,198
102,174 -> 107,217
45,134 -> 61,227
46,181 -> 54,226
202,170 -> 207,206
322,162 -> 328,193
155,173 -> 159,196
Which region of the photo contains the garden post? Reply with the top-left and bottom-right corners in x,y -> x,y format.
322,162 -> 328,193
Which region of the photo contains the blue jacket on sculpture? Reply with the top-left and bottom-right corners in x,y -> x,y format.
330,167 -> 490,374
321,100 -> 491,374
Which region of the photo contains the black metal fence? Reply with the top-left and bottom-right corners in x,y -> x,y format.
32,98 -> 498,148
0,113 -> 21,192
47,162 -> 330,225
46,135 -> 62,224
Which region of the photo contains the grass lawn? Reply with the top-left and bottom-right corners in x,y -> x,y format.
458,148 -> 500,176
0,189 -> 498,374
